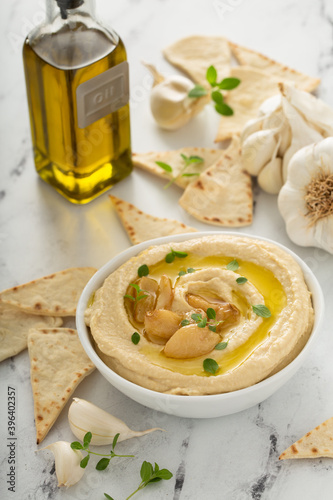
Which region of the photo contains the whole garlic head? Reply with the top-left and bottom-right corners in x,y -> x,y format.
144,63 -> 209,130
278,137 -> 333,253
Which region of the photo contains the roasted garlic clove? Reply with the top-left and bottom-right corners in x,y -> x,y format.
164,324 -> 219,359
144,309 -> 182,344
156,275 -> 174,310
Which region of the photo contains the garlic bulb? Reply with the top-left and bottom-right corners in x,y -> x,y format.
41,441 -> 85,488
240,83 -> 333,195
68,398 -> 163,445
278,138 -> 333,253
144,62 -> 209,130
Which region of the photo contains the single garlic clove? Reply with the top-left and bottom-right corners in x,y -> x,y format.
258,94 -> 282,116
278,121 -> 292,157
41,441 -> 85,488
240,116 -> 264,144
241,129 -> 278,176
258,157 -> 283,194
68,398 -> 163,446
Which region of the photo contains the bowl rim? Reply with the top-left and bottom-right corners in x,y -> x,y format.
76,231 -> 324,403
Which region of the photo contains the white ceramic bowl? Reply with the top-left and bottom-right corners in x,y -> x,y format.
76,232 -> 324,419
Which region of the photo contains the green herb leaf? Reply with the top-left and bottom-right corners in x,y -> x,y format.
182,172 -> 200,177
96,458 -> 111,471
188,84 -> 208,98
206,308 -> 216,320
218,77 -> 241,90
188,155 -> 204,163
112,433 -> 120,450
173,250 -> 188,258
208,324 -> 217,332
165,252 -> 175,263
187,268 -> 196,273
211,90 -> 224,105
124,294 -> 135,301
136,294 -> 148,302
129,283 -> 141,292
206,65 -> 217,86
155,161 -> 173,173
138,264 -> 149,277
203,358 -> 219,375
80,454 -> 90,468
252,304 -> 272,318
178,270 -> 187,276
180,153 -> 188,162
197,318 -> 207,328
236,276 -> 248,284
70,441 -> 83,450
226,259 -> 239,271
104,494 -> 114,500
156,469 -> 173,480
131,332 -> 140,345
140,461 -> 154,482
191,313 -> 202,322
215,102 -> 234,116
181,319 -> 190,327
83,431 -> 92,449
215,341 -> 229,350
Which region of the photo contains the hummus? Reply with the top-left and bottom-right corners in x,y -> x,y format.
85,235 -> 314,395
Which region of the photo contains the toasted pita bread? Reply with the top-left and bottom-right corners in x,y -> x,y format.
279,417 -> 333,460
0,268 -> 96,317
163,35 -> 231,86
110,195 -> 197,245
179,137 -> 252,226
229,41 -> 320,92
28,327 -> 95,444
215,66 -> 283,142
0,303 -> 63,362
133,148 -> 224,189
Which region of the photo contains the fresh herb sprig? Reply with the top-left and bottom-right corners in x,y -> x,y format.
165,248 -> 188,263
156,153 -> 204,189
124,283 -> 148,304
188,65 -> 240,116
184,309 -> 223,332
104,461 -> 173,500
71,432 -> 134,471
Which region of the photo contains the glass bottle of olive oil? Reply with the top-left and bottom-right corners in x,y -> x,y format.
23,0 -> 132,204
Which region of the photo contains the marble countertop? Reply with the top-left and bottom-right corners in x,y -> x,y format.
1,0 -> 333,498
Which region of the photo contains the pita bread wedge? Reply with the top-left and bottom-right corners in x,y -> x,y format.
179,137 -> 252,226
0,303 -> 62,362
163,35 -> 231,86
215,66 -> 283,142
110,195 -> 197,245
28,327 -> 95,444
229,41 -> 320,92
0,267 -> 96,317
133,147 -> 224,189
279,417 -> 333,460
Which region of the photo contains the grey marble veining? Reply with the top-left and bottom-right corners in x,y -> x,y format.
1,0 -> 333,499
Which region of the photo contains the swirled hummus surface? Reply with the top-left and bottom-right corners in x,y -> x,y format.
85,235 -> 314,395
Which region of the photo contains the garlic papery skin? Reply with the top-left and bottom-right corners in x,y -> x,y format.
68,398 -> 163,446
278,138 -> 333,253
41,441 -> 85,488
241,129 -> 278,176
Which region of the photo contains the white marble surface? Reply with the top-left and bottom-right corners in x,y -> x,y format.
1,0 -> 333,499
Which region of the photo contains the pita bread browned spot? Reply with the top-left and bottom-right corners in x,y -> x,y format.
279,417 -> 333,460
132,147 -> 224,189
0,267 -> 97,317
109,195 -> 197,245
179,137 -> 253,227
163,35 -> 231,86
0,303 -> 63,362
229,41 -> 320,92
215,66 -> 284,142
28,327 -> 95,444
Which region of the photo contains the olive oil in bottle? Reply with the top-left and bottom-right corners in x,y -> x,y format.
23,0 -> 132,204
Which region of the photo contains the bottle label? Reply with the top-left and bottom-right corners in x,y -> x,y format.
76,61 -> 129,128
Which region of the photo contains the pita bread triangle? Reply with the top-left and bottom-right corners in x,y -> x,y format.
0,303 -> 63,362
229,41 -> 320,92
133,147 -> 224,189
215,66 -> 283,142
110,195 -> 197,245
0,267 -> 96,317
163,35 -> 231,86
28,327 -> 95,444
179,137 -> 253,226
279,417 -> 333,459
